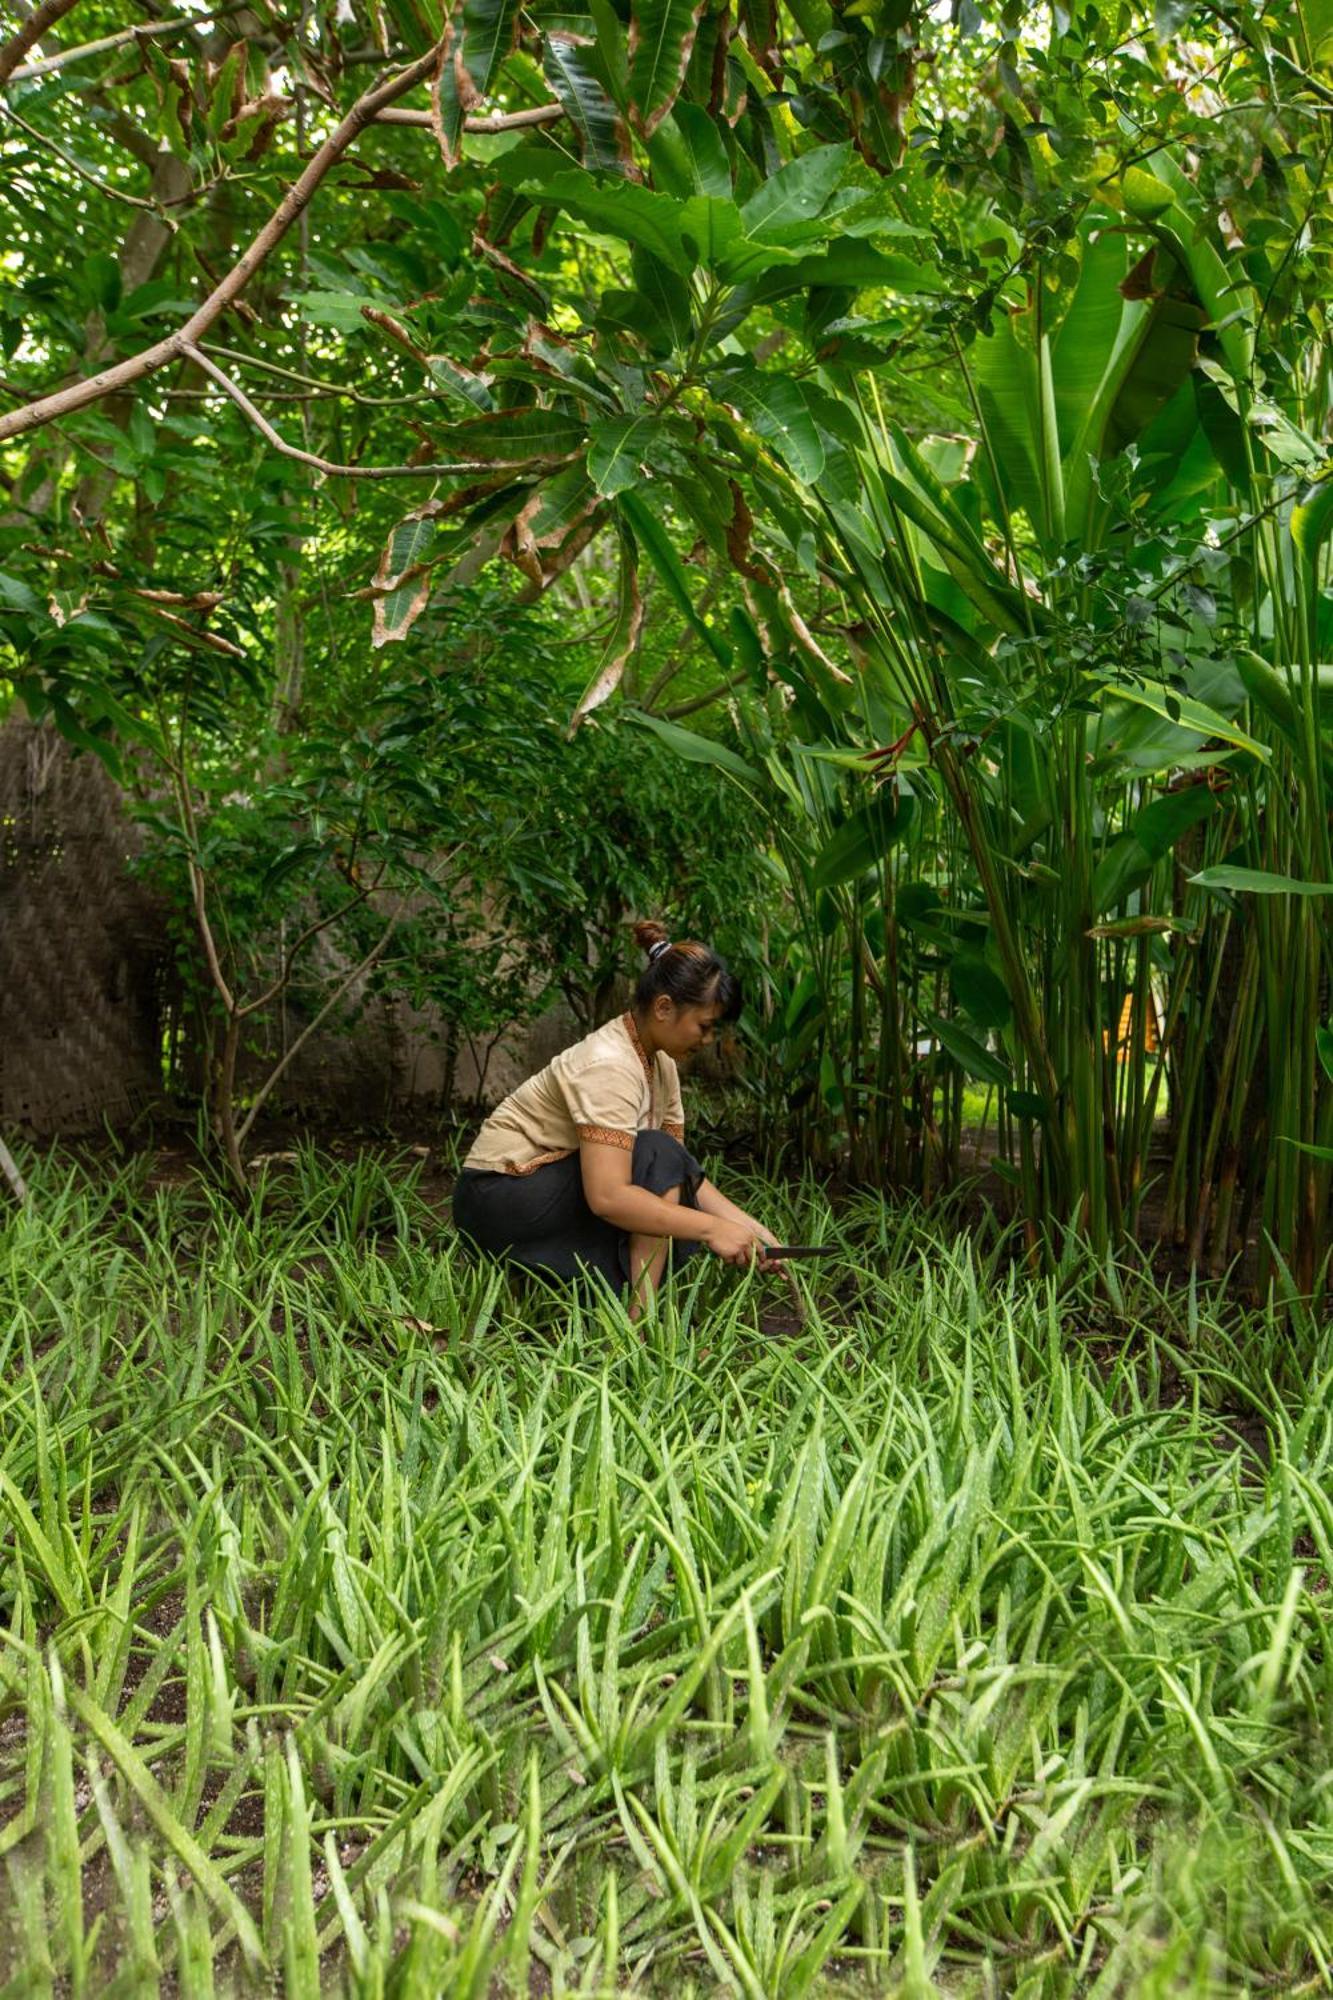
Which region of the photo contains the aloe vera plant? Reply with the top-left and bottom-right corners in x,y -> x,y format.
2,1147 -> 1333,1991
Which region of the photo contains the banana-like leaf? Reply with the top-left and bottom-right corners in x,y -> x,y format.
1292,472 -> 1333,567
1112,682 -> 1270,762
926,1013 -> 1012,1086
1092,783 -> 1216,913
544,32 -> 632,173
1137,151 -> 1254,381
628,0 -> 709,137
968,308 -> 1046,544
1050,223 -> 1130,454
874,464 -> 1036,637
1190,865 -> 1333,897
623,707 -> 759,781
1104,288 -> 1205,456
811,793 -> 915,889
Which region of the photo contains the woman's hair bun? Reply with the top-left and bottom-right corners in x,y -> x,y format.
630,916 -> 742,1023
633,918 -> 671,959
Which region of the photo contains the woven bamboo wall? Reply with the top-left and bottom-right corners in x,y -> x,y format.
0,718 -> 168,1135
0,715 -> 589,1137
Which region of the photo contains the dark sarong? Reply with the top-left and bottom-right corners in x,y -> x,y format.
452,1129 -> 705,1294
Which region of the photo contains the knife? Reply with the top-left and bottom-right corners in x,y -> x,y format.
766,1244 -> 838,1260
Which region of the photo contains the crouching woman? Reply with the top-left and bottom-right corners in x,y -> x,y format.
452,921 -> 780,1316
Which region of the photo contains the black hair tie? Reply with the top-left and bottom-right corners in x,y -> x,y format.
648,938 -> 672,962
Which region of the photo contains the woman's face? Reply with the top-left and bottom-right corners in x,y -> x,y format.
651,995 -> 724,1060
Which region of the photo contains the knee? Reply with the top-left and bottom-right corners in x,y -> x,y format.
632,1129 -> 689,1178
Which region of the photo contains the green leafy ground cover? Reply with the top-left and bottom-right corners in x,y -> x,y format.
1,1152 -> 1332,1996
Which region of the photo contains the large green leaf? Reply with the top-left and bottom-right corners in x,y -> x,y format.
926,1014 -> 1011,1086
1091,783 -> 1216,913
1104,288 -> 1206,456
623,707 -> 758,781
497,155 -> 695,272
543,33 -> 631,173
587,415 -> 662,495
434,0 -> 522,157
873,465 -> 1036,637
739,144 -> 851,242
1233,649 -> 1333,789
1050,222 -> 1131,457
1138,153 -> 1255,381
627,0 -> 708,137
619,490 -> 732,665
969,309 -> 1045,544
1059,254 -> 1205,536
811,794 -> 915,890
648,102 -> 732,196
755,242 -> 935,299
720,369 -> 825,484
446,408 -> 587,463
631,247 -> 693,349
1110,683 -> 1270,762
950,948 -> 1012,1031
1292,473 -> 1333,567
1190,865 -> 1333,897
460,0 -> 520,89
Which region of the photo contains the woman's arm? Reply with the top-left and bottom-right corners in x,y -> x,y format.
580,1145 -> 765,1265
696,1179 -> 781,1249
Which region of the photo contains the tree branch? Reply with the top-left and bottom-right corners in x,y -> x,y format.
375,101 -> 565,130
0,0 -> 83,88
234,898 -> 408,1147
0,34 -> 447,446
0,1135 -> 27,1207
172,765 -> 237,1018
5,8 -> 240,83
664,674 -> 751,721
183,342 -> 472,478
206,341 -> 430,406
0,98 -> 166,210
238,870 -> 385,1019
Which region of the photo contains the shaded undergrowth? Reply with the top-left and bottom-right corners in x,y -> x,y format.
2,1148 -> 1332,1996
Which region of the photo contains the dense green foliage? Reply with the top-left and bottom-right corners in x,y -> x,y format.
1,0 -> 1331,1274
126,579 -> 770,1162
3,1151 -> 1333,1992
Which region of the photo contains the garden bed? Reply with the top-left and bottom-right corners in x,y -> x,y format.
1,1149 -> 1329,1995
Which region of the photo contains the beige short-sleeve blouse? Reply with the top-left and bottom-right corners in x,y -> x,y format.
463,1012 -> 686,1177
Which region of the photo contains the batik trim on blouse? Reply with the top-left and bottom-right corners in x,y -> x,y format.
504,1148 -> 575,1177
576,1124 -> 635,1151
623,1011 -> 653,1084
624,1012 -> 686,1145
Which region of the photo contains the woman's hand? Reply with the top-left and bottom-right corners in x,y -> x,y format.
702,1216 -> 771,1267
